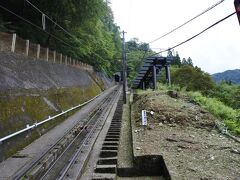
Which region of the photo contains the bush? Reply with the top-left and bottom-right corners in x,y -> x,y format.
208,82 -> 240,109
171,65 -> 215,93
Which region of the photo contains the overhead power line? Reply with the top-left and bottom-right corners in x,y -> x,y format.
0,4 -> 75,48
25,0 -> 76,40
0,3 -> 108,62
25,0 -> 110,61
148,0 -> 225,44
148,12 -> 236,57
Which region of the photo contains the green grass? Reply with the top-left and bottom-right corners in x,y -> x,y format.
188,91 -> 240,135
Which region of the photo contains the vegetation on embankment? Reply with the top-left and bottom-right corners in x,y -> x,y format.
188,92 -> 240,134
132,89 -> 240,179
0,82 -> 102,162
155,84 -> 240,135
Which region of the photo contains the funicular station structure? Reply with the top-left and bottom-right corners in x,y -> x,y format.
132,52 -> 173,90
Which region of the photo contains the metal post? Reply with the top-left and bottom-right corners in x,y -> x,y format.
142,81 -> 145,90
165,65 -> 171,86
11,33 -> 16,52
167,65 -> 171,86
65,56 -> 67,65
121,31 -> 127,104
37,44 -> 40,59
46,48 -> 49,61
153,65 -> 157,90
60,53 -> 62,64
26,40 -> 29,56
53,51 -> 56,63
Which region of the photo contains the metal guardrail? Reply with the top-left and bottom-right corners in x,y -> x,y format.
0,93 -> 102,144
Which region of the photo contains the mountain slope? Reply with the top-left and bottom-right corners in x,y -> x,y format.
212,69 -> 240,84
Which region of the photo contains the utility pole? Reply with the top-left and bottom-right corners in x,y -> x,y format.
121,31 -> 127,104
235,0 -> 240,25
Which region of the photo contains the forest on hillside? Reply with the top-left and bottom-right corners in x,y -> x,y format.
0,0 -> 122,75
212,69 -> 240,84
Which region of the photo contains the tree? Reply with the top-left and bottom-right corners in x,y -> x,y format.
0,0 -> 121,76
125,38 -> 153,81
187,57 -> 193,66
172,52 -> 181,66
182,58 -> 188,65
172,65 -> 215,93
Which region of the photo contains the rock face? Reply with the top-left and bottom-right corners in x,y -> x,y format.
0,52 -> 95,90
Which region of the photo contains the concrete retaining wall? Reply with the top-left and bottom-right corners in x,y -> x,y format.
0,32 -> 93,71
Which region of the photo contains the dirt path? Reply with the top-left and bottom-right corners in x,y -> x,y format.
132,91 -> 240,179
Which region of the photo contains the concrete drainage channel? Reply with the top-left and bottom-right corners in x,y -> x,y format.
92,97 -> 123,180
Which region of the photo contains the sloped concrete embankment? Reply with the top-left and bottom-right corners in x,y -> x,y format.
0,51 -> 107,162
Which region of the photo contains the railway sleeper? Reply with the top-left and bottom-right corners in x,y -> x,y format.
102,146 -> 118,151
104,138 -> 119,142
108,128 -> 120,131
92,173 -> 116,180
103,143 -> 118,147
97,158 -> 117,165
107,132 -> 120,136
105,135 -> 120,139
110,124 -> 121,126
100,150 -> 118,158
94,164 -> 116,174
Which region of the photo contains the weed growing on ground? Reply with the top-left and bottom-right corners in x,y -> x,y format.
188,91 -> 240,135
138,83 -> 240,135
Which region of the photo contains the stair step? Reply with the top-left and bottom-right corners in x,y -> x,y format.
97,158 -> 117,165
100,150 -> 118,158
94,164 -> 116,174
92,173 -> 116,180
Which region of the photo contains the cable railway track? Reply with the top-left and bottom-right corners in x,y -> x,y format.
13,86 -> 121,180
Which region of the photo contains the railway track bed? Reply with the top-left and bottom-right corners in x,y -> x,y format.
0,86 -> 121,179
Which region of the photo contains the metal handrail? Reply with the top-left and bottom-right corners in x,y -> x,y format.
0,93 -> 102,144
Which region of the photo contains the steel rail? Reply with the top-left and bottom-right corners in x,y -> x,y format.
58,88 -> 121,180
12,87 -> 117,179
40,90 -> 117,179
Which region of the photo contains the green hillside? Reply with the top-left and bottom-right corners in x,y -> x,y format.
212,69 -> 240,84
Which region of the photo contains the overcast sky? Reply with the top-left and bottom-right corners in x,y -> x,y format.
110,0 -> 240,74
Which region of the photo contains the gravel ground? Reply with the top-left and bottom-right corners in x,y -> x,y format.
132,91 -> 240,180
